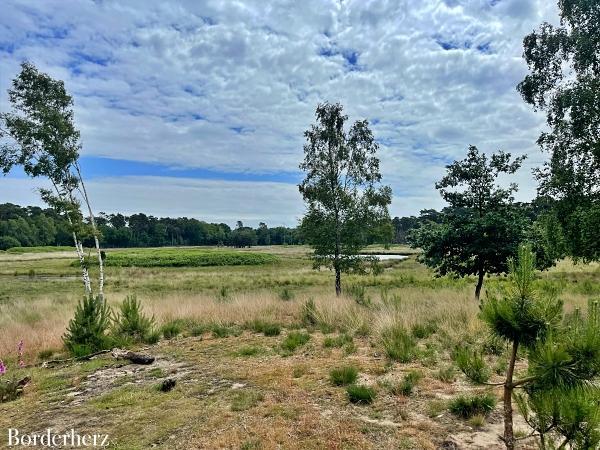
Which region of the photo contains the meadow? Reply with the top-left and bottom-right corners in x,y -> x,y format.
0,246 -> 599,449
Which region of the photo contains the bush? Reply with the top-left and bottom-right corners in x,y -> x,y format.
160,321 -> 183,339
63,295 -> 112,356
329,365 -> 359,386
0,377 -> 25,403
281,331 -> 310,353
279,288 -> 294,301
0,236 -> 20,251
448,393 -> 497,418
113,295 -> 156,343
381,326 -> 418,362
347,384 -> 376,404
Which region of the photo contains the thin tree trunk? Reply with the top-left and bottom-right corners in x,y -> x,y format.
475,268 -> 485,301
503,340 -> 519,450
335,266 -> 341,296
71,229 -> 91,295
75,163 -> 104,300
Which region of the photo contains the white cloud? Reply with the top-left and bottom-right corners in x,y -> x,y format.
0,0 -> 560,218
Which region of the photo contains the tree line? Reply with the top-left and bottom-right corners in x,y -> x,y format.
0,203 -> 304,250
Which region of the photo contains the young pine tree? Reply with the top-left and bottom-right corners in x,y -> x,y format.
468,244 -> 600,449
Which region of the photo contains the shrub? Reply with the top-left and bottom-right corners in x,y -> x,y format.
448,393 -> 497,418
63,295 -> 112,356
160,321 -> 183,339
329,365 -> 359,386
210,323 -> 241,338
0,377 -> 25,403
0,236 -> 20,251
301,298 -> 317,326
453,346 -> 490,384
113,295 -> 156,343
381,326 -> 417,363
279,288 -> 294,301
281,331 -> 310,353
346,384 -> 376,404
393,370 -> 423,396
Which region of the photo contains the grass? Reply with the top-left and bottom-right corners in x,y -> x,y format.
6,246 -> 75,253
380,326 -> 418,363
280,331 -> 310,353
346,384 -> 376,404
329,365 -> 359,386
392,370 -> 423,396
448,393 -> 497,418
453,346 -> 490,384
76,248 -> 278,268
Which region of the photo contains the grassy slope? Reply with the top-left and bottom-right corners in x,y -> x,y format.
0,245 -> 599,449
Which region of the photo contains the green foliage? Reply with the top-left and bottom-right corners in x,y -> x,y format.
453,346 -> 490,384
0,236 -> 21,251
160,320 -> 183,339
74,248 -> 277,268
6,245 -> 74,253
299,102 -> 392,295
113,295 -> 156,343
323,333 -> 353,349
448,393 -> 497,418
210,323 -> 242,338
381,326 -> 418,363
63,295 -> 112,356
392,370 -> 423,396
347,284 -> 371,307
230,390 -> 264,411
279,288 -> 294,301
411,320 -> 437,339
280,331 -> 310,353
518,1 -> 600,262
346,384 -> 376,404
480,245 -> 563,347
329,365 -> 359,386
247,320 -> 281,336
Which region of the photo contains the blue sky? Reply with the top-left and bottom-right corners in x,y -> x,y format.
0,0 -> 558,226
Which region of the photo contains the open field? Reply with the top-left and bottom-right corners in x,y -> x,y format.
0,245 -> 599,449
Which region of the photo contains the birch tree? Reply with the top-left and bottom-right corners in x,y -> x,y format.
0,62 -> 104,298
299,102 -> 392,296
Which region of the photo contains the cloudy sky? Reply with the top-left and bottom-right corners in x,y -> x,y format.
1,0 -> 558,226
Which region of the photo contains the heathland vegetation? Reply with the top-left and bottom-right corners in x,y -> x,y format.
0,0 -> 598,448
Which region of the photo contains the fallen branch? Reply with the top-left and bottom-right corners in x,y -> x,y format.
38,348 -> 155,368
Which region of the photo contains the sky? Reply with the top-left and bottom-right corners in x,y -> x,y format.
0,0 -> 559,227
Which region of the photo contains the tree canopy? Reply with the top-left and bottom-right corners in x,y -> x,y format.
299,102 -> 392,295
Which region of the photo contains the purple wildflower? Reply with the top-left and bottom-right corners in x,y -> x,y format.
17,340 -> 25,368
0,360 -> 6,375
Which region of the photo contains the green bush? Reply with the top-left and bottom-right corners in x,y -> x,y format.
0,236 -> 21,251
346,384 -> 376,404
281,331 -> 310,353
210,323 -> 242,338
63,295 -> 112,356
160,320 -> 183,339
113,295 -> 156,343
453,346 -> 490,384
449,393 -> 497,418
381,326 -> 418,362
329,365 -> 359,386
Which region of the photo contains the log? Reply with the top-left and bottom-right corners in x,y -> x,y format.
111,349 -> 155,365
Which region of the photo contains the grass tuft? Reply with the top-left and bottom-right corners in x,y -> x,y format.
346,384 -> 376,404
329,365 -> 359,386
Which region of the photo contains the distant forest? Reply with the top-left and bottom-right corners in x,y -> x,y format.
0,202 -> 548,251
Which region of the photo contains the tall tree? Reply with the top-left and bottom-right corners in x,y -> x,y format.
409,146 -> 533,300
0,62 -> 104,297
299,102 -> 392,296
517,0 -> 600,262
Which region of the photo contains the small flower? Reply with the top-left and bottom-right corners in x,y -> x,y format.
17,340 -> 25,368
0,360 -> 6,375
